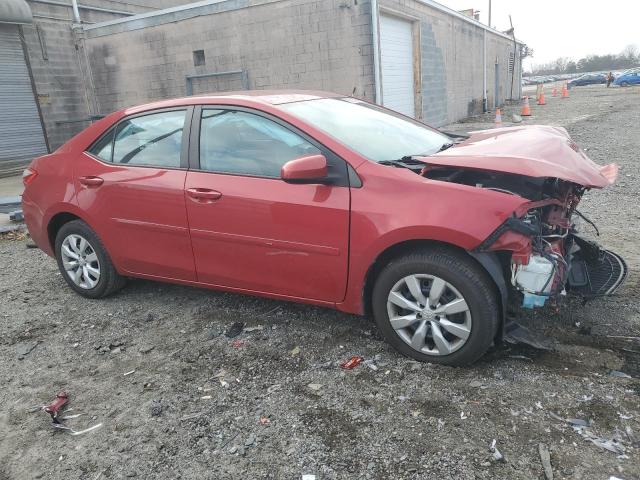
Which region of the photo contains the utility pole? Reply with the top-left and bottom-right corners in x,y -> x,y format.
488,0 -> 492,28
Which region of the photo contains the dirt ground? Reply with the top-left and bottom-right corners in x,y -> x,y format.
1,85 -> 639,480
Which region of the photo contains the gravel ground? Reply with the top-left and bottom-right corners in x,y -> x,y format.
1,85 -> 639,480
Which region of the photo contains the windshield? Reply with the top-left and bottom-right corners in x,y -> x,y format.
280,98 -> 451,162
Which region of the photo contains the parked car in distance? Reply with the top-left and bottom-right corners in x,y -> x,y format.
568,73 -> 607,88
613,70 -> 640,86
22,91 -> 627,366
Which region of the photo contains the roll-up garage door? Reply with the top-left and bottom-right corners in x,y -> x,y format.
0,23 -> 48,174
379,14 -> 415,118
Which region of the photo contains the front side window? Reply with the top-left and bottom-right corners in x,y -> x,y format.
199,109 -> 320,177
280,98 -> 451,163
110,110 -> 186,168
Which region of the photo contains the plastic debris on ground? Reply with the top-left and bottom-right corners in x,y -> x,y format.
340,355 -> 364,370
224,322 -> 245,338
35,392 -> 103,436
489,439 -> 504,461
538,443 -> 553,480
503,320 -> 554,350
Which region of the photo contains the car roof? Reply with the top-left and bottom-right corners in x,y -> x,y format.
122,90 -> 343,116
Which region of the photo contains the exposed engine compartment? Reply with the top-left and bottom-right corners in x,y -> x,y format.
418,164 -> 627,308
422,165 -> 576,201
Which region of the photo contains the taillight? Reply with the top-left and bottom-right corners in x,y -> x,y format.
22,167 -> 38,186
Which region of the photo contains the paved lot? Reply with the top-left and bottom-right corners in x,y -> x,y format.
1,85 -> 639,480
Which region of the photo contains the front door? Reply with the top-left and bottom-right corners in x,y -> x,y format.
76,108 -> 196,281
184,107 -> 350,302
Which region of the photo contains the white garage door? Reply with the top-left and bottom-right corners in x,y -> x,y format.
379,14 -> 415,117
0,23 -> 48,173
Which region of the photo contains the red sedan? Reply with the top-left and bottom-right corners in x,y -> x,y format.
22,91 -> 626,365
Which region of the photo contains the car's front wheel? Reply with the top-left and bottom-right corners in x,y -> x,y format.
55,220 -> 126,298
372,248 -> 499,366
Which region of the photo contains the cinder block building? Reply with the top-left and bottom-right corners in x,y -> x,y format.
1,0 -> 523,175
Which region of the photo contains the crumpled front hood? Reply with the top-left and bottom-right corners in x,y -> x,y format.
419,125 -> 616,188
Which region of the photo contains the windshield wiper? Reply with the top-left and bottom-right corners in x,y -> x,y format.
378,157 -> 426,170
437,142 -> 455,152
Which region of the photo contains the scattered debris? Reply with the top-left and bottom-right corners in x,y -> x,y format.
37,392 -> 102,436
139,344 -> 155,354
17,341 -> 39,359
503,320 -> 554,350
123,370 -> 135,376
44,392 -> 69,424
259,417 -> 271,425
301,475 -> 316,480
364,358 -> 379,371
469,380 -> 484,388
609,370 -> 632,379
267,384 -> 282,394
576,428 -> 626,455
489,439 -> 504,461
340,356 -> 364,370
538,443 -> 553,480
290,346 -> 301,356
231,340 -> 245,348
244,325 -> 264,332
150,400 -> 163,417
307,383 -> 323,392
245,434 -> 256,446
225,322 -> 245,338
567,418 -> 590,427
508,355 -> 533,361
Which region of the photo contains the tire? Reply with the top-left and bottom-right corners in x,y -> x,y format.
54,219 -> 126,298
372,248 -> 499,366
621,82 -> 629,87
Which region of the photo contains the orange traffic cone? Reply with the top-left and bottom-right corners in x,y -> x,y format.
552,86 -> 558,97
537,90 -> 546,105
561,82 -> 570,98
495,108 -> 503,127
521,96 -> 531,116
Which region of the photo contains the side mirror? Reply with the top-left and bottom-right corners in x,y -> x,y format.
281,154 -> 329,184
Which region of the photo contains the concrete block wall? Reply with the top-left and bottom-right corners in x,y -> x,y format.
83,0 -> 376,115
379,0 -> 522,126
21,1 -> 157,150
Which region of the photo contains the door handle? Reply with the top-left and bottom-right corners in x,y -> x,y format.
79,176 -> 104,187
186,188 -> 222,201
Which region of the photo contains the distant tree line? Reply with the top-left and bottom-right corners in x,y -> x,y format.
527,45 -> 639,75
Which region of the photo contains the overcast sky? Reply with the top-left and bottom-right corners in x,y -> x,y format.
437,0 -> 640,71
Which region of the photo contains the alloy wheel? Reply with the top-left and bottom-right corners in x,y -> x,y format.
386,274 -> 472,356
60,234 -> 101,289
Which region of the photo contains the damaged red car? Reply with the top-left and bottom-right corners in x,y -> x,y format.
22,91 -> 627,365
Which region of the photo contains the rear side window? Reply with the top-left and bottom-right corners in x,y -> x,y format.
88,110 -> 186,168
113,110 -> 186,167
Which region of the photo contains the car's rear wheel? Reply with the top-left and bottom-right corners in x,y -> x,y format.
55,220 -> 126,298
372,248 -> 499,366
621,81 -> 629,87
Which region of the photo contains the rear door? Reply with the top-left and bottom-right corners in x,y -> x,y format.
76,108 -> 196,281
184,106 -> 350,302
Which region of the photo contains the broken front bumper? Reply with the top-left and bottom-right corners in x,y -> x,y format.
567,235 -> 628,297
